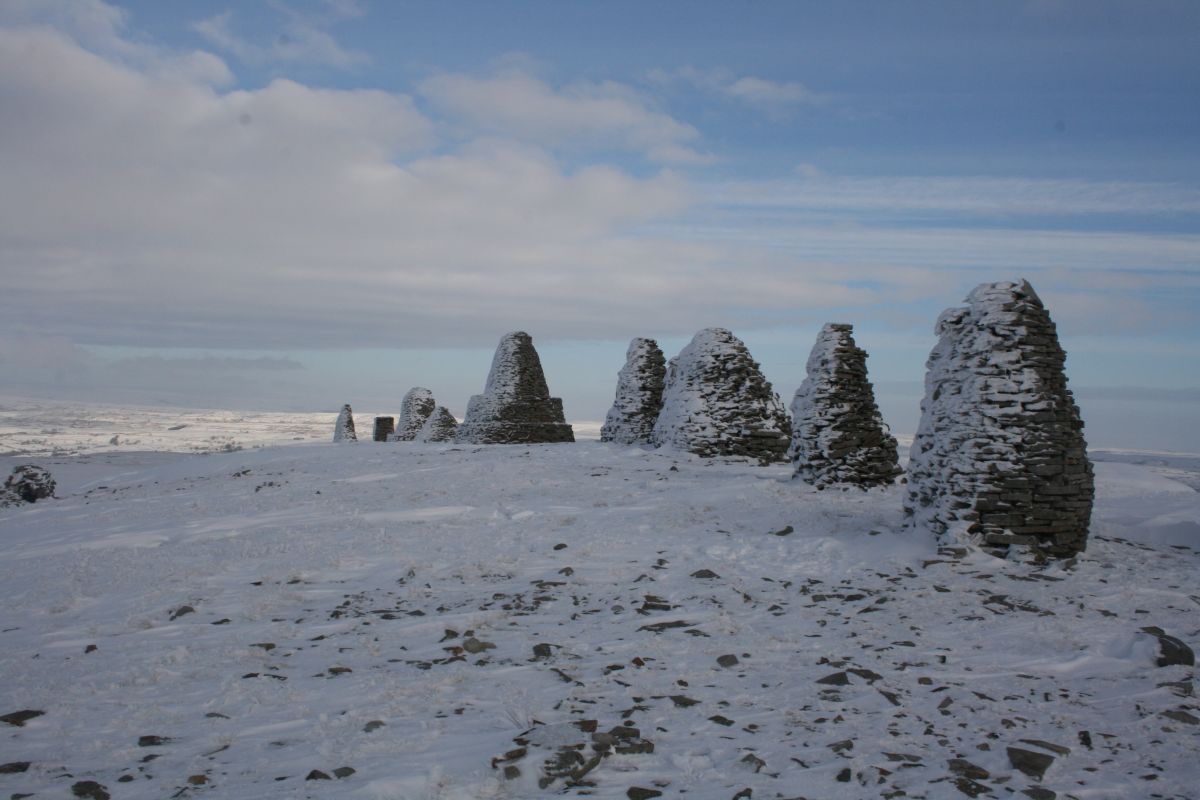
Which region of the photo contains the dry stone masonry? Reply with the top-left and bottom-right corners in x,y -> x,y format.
0,465 -> 56,508
789,323 -> 901,489
332,404 -> 357,442
416,406 -> 459,442
395,388 -> 436,441
652,328 -> 791,464
904,280 -> 1094,558
455,332 -> 575,444
600,337 -> 666,446
373,416 -> 395,442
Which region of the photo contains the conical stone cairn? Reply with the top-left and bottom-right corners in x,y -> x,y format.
332,404 -> 357,442
416,406 -> 459,442
395,387 -> 436,441
600,337 -> 666,446
790,323 -> 901,489
904,279 -> 1094,558
652,328 -> 791,464
455,332 -> 574,444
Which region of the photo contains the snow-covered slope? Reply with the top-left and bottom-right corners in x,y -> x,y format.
0,426 -> 1197,798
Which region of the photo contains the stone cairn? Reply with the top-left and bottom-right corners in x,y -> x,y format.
373,416 -> 395,442
455,331 -> 575,444
789,323 -> 901,489
600,337 -> 666,446
332,404 -> 357,442
904,279 -> 1094,558
395,387 -> 437,441
416,406 -> 459,442
1,465 -> 56,508
652,328 -> 791,464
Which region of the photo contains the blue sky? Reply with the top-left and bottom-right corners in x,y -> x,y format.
1,0 -> 1198,449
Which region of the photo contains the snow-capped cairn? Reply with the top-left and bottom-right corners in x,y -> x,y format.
789,323 -> 901,489
455,332 -> 574,444
904,280 -> 1094,558
0,465 -> 56,507
395,387 -> 436,441
373,416 -> 395,442
600,337 -> 666,445
652,328 -> 791,464
332,404 -> 357,442
415,406 -> 459,442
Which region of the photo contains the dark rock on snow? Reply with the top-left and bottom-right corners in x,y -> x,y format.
395,387 -> 436,441
1,465 -> 56,507
372,416 -> 395,442
332,404 -> 357,442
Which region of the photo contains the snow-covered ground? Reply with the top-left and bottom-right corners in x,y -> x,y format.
1,403 -> 1197,799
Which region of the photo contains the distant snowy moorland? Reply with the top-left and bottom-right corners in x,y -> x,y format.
1,399 -> 1197,799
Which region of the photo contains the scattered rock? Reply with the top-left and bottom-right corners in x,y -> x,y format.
71,781 -> 111,800
628,788 -> 663,800
601,337 -> 666,446
306,769 -> 331,780
1007,746 -> 1055,780
1140,627 -> 1195,667
789,324 -> 901,489
462,637 -> 495,654
363,720 -> 385,733
532,643 -> 554,660
690,569 -> 721,579
170,605 -> 195,620
187,775 -> 208,785
0,762 -> 31,774
716,654 -> 739,668
0,709 -> 44,727
333,766 -> 356,779
138,735 -> 170,747
816,671 -> 850,686
948,758 -> 990,780
455,332 -> 574,444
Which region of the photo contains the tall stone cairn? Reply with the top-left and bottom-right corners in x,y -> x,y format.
454,331 -> 575,444
789,323 -> 901,489
600,337 -> 666,445
395,387 -> 436,441
904,279 -> 1094,558
416,406 -> 459,442
333,404 -> 357,442
652,328 -> 791,464
373,416 -> 395,442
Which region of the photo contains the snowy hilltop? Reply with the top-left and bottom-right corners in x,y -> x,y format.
0,432 -> 1196,799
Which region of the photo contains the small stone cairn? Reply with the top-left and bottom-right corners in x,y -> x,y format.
455,332 -> 575,444
395,387 -> 436,441
1,465 -> 56,508
416,406 -> 459,442
600,337 -> 666,446
904,279 -> 1094,558
789,323 -> 901,489
332,404 -> 357,442
652,328 -> 791,464
373,417 -> 395,442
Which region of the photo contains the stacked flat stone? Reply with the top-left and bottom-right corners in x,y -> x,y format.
332,404 -> 357,442
789,323 -> 901,489
1,465 -> 56,507
904,279 -> 1094,558
395,387 -> 436,441
416,406 -> 459,442
600,337 -> 666,446
652,328 -> 791,464
455,331 -> 575,444
373,417 -> 395,442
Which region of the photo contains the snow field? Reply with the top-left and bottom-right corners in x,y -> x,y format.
0,439 -> 1197,799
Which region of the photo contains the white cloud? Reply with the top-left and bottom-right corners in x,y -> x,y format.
192,3 -> 367,69
649,66 -> 824,114
420,67 -> 710,164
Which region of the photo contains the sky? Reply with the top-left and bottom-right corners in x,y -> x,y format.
1,0 -> 1198,449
